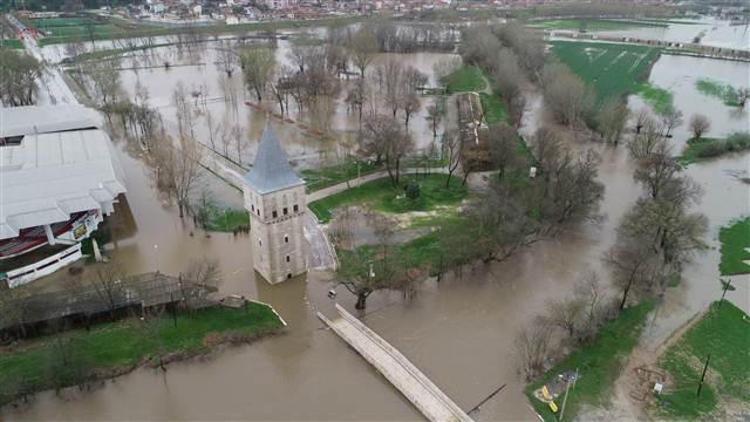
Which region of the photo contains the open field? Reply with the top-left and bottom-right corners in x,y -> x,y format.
0,39 -> 22,48
525,302 -> 655,421
548,41 -> 661,104
654,301 -> 750,419
0,303 -> 284,406
206,208 -> 250,232
479,92 -> 508,124
718,218 -> 750,276
24,14 -> 361,46
308,174 -> 466,223
443,65 -> 486,94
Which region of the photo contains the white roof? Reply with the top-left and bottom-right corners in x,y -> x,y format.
0,128 -> 126,240
0,105 -> 102,138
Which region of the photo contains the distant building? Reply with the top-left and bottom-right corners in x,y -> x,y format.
0,105 -> 127,288
243,124 -> 307,284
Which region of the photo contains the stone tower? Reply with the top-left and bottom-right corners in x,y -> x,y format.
243,124 -> 307,284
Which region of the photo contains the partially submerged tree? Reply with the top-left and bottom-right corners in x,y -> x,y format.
0,49 -> 42,107
240,47 -> 275,101
689,113 -> 710,139
348,27 -> 378,78
542,63 -> 594,127
597,98 -> 629,145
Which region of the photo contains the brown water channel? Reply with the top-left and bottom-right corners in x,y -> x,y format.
3,36 -> 749,421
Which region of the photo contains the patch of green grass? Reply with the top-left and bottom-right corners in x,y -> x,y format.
300,159 -> 381,193
308,174 -> 466,223
654,301 -> 750,419
206,208 -> 250,232
718,218 -> 750,276
679,133 -> 750,165
443,65 -> 486,94
0,39 -> 23,49
695,78 -> 744,107
638,83 -> 674,115
526,302 -> 655,421
480,92 -> 508,124
549,41 -> 661,104
0,303 -> 284,406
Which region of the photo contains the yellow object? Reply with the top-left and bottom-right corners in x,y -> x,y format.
542,385 -> 552,401
549,401 -> 559,413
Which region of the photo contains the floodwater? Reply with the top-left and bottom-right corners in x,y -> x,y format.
4,30 -> 749,422
628,54 -> 750,151
596,17 -> 750,50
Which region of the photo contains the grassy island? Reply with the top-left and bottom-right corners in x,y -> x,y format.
0,302 -> 284,406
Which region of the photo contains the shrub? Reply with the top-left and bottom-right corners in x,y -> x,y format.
696,142 -> 726,158
405,181 -> 421,200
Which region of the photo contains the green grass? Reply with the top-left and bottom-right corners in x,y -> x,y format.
0,303 -> 283,405
637,83 -> 674,115
0,39 -> 22,49
679,133 -> 750,165
548,41 -> 661,104
206,208 -> 250,232
443,65 -> 486,94
300,159 -> 381,193
526,302 -> 655,421
308,174 -> 467,223
479,92 -> 508,124
695,78 -> 744,107
654,301 -> 750,419
718,218 -> 750,276
531,18 -> 668,31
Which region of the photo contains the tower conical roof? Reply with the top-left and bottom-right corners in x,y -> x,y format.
243,124 -> 304,194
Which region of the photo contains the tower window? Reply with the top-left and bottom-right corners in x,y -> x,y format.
286,255 -> 290,262
256,209 -> 260,216
251,204 -> 255,212
284,235 -> 289,243
259,239 -> 262,246
287,273 -> 292,279
283,207 -> 288,215
293,205 -> 299,212
272,211 -> 278,218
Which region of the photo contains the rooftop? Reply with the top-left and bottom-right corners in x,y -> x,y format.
243,123 -> 304,194
0,106 -> 126,240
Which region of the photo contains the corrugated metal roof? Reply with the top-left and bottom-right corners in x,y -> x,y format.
0,105 -> 102,138
243,123 -> 304,194
0,128 -> 127,240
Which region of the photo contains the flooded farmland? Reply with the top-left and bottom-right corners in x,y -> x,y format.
3,21 -> 749,421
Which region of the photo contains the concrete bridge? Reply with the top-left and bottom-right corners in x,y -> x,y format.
318,304 -> 473,422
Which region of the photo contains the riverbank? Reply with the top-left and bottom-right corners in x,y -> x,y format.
0,302 -> 285,407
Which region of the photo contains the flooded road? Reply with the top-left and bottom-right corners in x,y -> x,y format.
4,27 -> 749,421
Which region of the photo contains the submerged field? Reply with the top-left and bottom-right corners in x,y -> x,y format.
548,41 -> 662,104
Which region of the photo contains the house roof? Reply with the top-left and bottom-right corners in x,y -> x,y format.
0,107 -> 126,240
0,105 -> 102,138
243,123 -> 303,194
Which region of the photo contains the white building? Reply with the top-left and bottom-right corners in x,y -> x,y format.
0,105 -> 127,288
243,124 -> 307,284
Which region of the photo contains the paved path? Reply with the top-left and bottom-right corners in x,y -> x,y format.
307,167 -> 450,203
319,304 -> 473,422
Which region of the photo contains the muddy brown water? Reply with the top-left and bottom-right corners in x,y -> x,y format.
4,34 -> 749,421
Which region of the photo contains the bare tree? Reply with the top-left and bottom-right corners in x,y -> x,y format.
173,82 -> 196,141
400,92 -> 421,127
240,47 -> 275,101
604,233 -> 661,310
84,58 -> 123,119
542,63 -> 594,127
426,100 -> 444,137
488,123 -> 519,180
689,114 -> 711,139
443,129 -> 461,187
93,263 -> 126,320
154,136 -> 202,218
361,114 -> 414,186
597,98 -> 629,145
215,40 -> 239,77
661,109 -> 683,138
515,321 -> 552,381
0,48 -> 42,107
348,27 -> 378,78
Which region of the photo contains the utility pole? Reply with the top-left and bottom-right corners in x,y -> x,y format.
718,278 -> 735,309
696,354 -> 711,397
559,369 -> 579,421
